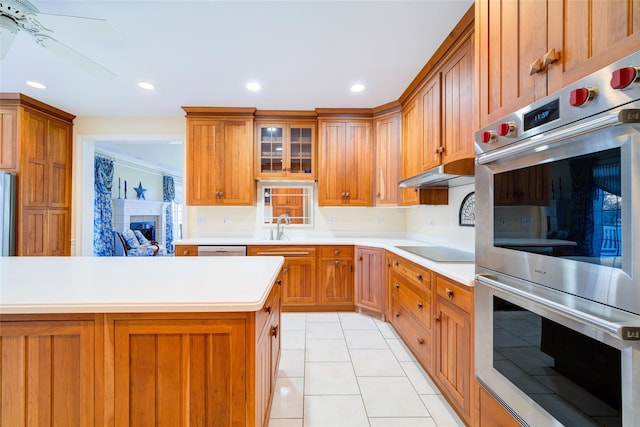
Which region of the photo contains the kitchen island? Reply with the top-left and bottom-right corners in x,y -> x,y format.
0,256 -> 284,427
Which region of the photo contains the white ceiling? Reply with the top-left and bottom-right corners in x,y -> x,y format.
0,0 -> 473,177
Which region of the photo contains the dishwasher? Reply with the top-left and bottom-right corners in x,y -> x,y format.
197,245 -> 247,256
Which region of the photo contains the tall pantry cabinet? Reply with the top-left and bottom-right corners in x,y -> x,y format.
0,93 -> 74,256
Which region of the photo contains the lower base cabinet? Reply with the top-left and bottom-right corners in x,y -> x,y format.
355,246 -> 385,315
0,282 -> 282,427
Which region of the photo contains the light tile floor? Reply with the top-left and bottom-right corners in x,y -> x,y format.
269,312 -> 466,427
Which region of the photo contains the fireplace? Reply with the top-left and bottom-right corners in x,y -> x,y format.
130,221 -> 156,241
113,199 -> 169,247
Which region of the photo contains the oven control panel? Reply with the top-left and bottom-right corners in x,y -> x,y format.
475,50 -> 640,154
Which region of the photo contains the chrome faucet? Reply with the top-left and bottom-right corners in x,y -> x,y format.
276,213 -> 291,240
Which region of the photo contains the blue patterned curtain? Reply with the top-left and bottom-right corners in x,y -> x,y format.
163,175 -> 175,254
94,156 -> 114,256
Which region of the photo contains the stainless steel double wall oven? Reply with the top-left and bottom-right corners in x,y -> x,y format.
474,51 -> 640,426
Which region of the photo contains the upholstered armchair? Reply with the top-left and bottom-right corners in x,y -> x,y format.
115,229 -> 166,256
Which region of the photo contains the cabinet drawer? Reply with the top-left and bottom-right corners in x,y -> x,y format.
436,276 -> 472,313
174,245 -> 198,256
318,246 -> 353,259
391,255 -> 431,290
396,277 -> 432,330
256,283 -> 281,337
391,302 -> 432,370
248,246 -> 316,257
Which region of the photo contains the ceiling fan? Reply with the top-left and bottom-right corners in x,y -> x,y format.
0,0 -> 119,78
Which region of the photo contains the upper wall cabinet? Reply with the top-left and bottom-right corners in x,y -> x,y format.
183,107 -> 255,206
399,6 -> 475,206
373,108 -> 401,206
478,0 -> 640,126
254,116 -> 316,180
0,93 -> 74,256
317,112 -> 373,206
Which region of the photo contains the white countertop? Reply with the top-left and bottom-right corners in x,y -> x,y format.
0,256 -> 284,314
174,236 -> 476,287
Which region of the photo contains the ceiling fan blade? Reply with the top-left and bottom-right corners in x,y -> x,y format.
33,33 -> 116,79
26,12 -> 121,41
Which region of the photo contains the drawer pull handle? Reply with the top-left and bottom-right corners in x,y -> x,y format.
417,302 -> 423,309
417,274 -> 423,281
395,312 -> 400,318
271,325 -> 279,338
395,283 -> 400,289
446,288 -> 454,298
335,250 -> 340,256
264,306 -> 272,314
417,337 -> 424,345
394,261 -> 399,267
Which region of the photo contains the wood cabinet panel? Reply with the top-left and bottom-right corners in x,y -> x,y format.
318,245 -> 354,308
400,98 -> 423,206
420,75 -> 441,171
479,385 -> 521,427
47,119 -> 71,208
114,318 -> 247,427
174,244 -> 198,256
355,246 -> 385,314
0,107 -> 18,170
186,116 -> 254,206
373,113 -> 400,206
479,0 -> 640,126
22,110 -> 48,208
0,320 -> 95,427
318,120 -> 373,206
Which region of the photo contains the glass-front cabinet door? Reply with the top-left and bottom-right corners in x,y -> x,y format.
255,121 -> 316,180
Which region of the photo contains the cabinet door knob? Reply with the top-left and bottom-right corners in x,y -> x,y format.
334,250 -> 340,256
446,288 -> 454,298
270,325 -> 279,338
417,337 -> 424,345
334,260 -> 340,266
417,302 -> 423,309
395,312 -> 400,318
543,48 -> 561,67
417,274 -> 423,281
395,283 -> 400,289
358,255 -> 363,261
264,305 -> 272,314
277,279 -> 282,286
434,314 -> 441,322
394,261 -> 399,267
529,57 -> 544,75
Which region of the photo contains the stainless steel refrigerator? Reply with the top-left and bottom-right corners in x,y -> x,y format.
0,171 -> 16,256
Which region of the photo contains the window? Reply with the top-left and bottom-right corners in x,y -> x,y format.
259,183 -> 313,226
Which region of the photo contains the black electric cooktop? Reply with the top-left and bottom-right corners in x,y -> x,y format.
395,246 -> 474,263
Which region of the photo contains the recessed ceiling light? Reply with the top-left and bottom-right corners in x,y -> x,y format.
26,81 -> 46,89
350,83 -> 365,93
246,82 -> 261,91
138,81 -> 155,90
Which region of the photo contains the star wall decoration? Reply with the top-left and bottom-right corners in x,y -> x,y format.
134,182 -> 147,200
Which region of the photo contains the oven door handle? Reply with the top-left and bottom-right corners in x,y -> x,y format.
477,110 -> 628,165
476,274 -> 637,341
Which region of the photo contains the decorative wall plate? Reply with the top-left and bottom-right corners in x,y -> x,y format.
459,191 -> 475,227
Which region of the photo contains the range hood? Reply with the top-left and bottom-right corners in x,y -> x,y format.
398,157 -> 475,188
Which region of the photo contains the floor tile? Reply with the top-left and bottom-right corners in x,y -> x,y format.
369,418 -> 437,427
281,313 -> 306,330
281,330 -> 306,350
420,394 -> 465,427
306,312 -> 340,322
401,361 -> 440,394
375,320 -> 400,339
358,376 -> 430,417
268,419 -> 302,427
387,338 -> 417,361
306,321 -> 343,339
278,349 -> 305,378
344,329 -> 388,349
270,377 -> 304,419
350,349 -> 405,377
303,395 -> 369,427
339,312 -> 378,329
304,362 -> 359,395
305,338 -> 350,362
